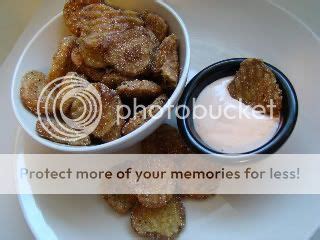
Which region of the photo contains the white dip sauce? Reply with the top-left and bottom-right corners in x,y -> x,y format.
193,76 -> 280,153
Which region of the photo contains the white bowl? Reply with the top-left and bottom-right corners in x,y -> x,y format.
11,0 -> 190,153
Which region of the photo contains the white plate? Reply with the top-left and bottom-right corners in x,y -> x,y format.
15,0 -> 320,239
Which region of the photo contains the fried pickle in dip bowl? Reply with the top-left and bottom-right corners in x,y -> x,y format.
11,0 -> 190,153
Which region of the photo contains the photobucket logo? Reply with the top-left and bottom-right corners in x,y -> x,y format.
115,98 -> 279,124
37,75 -> 102,142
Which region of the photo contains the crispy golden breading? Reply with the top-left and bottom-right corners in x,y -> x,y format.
71,46 -> 105,82
36,119 -> 91,146
141,124 -> 193,154
101,70 -> 133,89
63,0 -> 103,36
104,195 -> 137,214
116,80 -> 162,100
47,36 -> 77,82
228,58 -> 283,116
79,4 -> 143,36
131,199 -> 185,239
78,35 -> 107,69
20,71 -> 54,115
122,94 -> 168,135
152,34 -> 179,89
137,194 -> 173,209
90,83 -> 124,142
60,72 -> 89,114
104,26 -> 159,77
143,12 -> 168,42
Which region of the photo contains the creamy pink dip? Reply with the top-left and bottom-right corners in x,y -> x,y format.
193,76 -> 280,153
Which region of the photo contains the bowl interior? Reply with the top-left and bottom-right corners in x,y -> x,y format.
178,58 -> 298,155
12,0 -> 190,152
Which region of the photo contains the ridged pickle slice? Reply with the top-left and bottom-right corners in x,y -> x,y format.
131,199 -> 185,239
104,194 -> 137,214
228,58 -> 282,116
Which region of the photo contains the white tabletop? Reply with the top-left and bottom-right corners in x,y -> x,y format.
0,0 -> 319,239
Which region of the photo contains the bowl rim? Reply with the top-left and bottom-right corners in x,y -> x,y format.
177,58 -> 299,161
11,1 -> 191,153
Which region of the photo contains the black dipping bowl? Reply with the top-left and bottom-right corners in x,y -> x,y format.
177,58 -> 298,156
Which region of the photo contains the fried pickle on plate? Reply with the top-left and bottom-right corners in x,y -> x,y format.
104,194 -> 137,214
131,199 -> 185,239
47,36 -> 77,82
228,58 -> 282,116
116,80 -> 162,101
103,26 -> 159,77
152,34 -> 179,89
63,0 -> 104,36
20,71 -> 54,115
142,11 -> 168,42
137,194 -> 173,209
141,124 -> 192,154
36,118 -> 91,146
122,94 -> 168,135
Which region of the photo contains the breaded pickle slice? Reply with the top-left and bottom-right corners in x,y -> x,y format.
63,0 -> 103,36
131,199 -> 185,239
117,80 -> 162,100
143,11 -> 168,42
141,124 -> 192,154
122,94 -> 168,135
104,26 -> 159,77
137,194 -> 173,209
104,194 -> 137,214
101,70 -> 133,89
228,58 -> 282,116
152,34 -> 179,89
36,118 -> 91,146
47,36 -> 77,82
20,71 -> 52,115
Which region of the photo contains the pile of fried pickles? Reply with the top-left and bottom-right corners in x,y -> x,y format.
20,0 -> 180,146
105,124 -> 213,239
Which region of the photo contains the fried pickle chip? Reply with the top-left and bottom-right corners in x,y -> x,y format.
152,34 -> 179,89
101,70 -> 132,89
103,26 -> 159,77
228,58 -> 282,116
63,0 -> 103,36
92,83 -> 124,142
122,94 -> 168,135
20,71 -> 54,115
116,80 -> 162,100
137,194 -> 173,209
143,11 -> 168,42
104,194 -> 137,214
78,4 -> 143,36
141,124 -> 193,154
78,35 -> 107,69
36,118 -> 91,146
131,199 -> 185,239
71,46 -> 105,82
47,36 -> 77,82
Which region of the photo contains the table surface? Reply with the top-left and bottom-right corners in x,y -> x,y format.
0,0 -> 319,239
